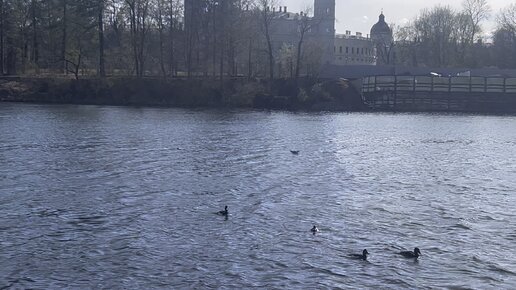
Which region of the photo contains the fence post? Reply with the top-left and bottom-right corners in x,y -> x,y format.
448,77 -> 451,110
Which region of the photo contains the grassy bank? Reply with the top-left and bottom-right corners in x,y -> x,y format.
0,77 -> 366,111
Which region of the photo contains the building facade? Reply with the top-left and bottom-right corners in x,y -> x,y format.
268,0 -> 336,64
313,0 -> 336,64
334,31 -> 376,65
370,12 -> 394,65
183,0 -> 392,76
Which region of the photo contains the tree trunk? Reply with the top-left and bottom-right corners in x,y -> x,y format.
0,0 -> 4,75
247,38 -> 252,80
262,10 -> 274,82
157,0 -> 166,77
61,0 -> 67,74
265,25 -> 274,81
139,5 -> 147,77
168,6 -> 175,76
295,35 -> 304,79
31,0 -> 39,68
98,0 -> 106,77
128,1 -> 140,77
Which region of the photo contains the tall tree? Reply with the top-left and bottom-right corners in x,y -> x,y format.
61,0 -> 68,74
0,0 -> 4,75
31,0 -> 39,68
497,3 -> 516,33
295,8 -> 315,79
256,0 -> 278,82
413,6 -> 458,67
492,3 -> 516,68
98,0 -> 106,77
126,0 -> 149,77
462,0 -> 490,43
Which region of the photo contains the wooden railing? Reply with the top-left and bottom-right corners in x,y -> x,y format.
362,76 -> 516,94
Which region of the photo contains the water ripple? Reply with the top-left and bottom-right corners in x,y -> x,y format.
1,104 -> 516,289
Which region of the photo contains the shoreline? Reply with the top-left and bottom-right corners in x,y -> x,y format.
0,77 -> 366,112
2,76 -> 516,115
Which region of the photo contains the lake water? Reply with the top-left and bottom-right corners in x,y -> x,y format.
0,103 -> 515,289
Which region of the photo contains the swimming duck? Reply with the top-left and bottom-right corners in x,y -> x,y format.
310,225 -> 319,233
399,247 -> 421,259
290,150 -> 300,155
351,249 -> 369,260
217,206 -> 228,216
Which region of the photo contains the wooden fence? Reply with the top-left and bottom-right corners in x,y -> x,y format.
361,76 -> 516,112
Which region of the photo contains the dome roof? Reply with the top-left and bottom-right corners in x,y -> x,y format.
371,13 -> 391,35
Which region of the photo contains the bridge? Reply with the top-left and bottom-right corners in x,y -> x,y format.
361,75 -> 516,113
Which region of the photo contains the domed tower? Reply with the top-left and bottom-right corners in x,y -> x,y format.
313,0 -> 336,64
370,12 -> 394,65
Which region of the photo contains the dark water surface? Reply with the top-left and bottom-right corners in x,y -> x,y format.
1,103 -> 515,289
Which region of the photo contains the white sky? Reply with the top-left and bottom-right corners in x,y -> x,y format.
282,0 -> 510,36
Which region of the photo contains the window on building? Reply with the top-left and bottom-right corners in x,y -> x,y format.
352,47 -> 355,54
339,46 -> 342,53
346,47 -> 349,53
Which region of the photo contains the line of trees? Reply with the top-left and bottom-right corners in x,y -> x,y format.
395,0 -> 516,69
3,0 -> 516,79
0,0 -> 186,78
0,0 -> 325,80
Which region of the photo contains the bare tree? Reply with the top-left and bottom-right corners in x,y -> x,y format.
154,0 -> 167,77
184,0 -> 201,78
295,7 -> 314,79
453,12 -> 475,66
492,3 -> 516,68
462,0 -> 490,43
98,0 -> 106,77
61,0 -> 68,74
126,0 -> 149,77
30,0 -> 39,70
0,0 -> 4,75
413,6 -> 457,67
497,3 -> 516,33
255,0 -> 279,82
167,0 -> 181,77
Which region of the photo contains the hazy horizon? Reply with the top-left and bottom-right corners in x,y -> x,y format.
283,0 -> 509,37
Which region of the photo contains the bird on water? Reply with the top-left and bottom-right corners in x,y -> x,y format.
217,206 -> 228,217
310,225 -> 319,234
399,247 -> 421,259
350,249 -> 369,261
290,150 -> 300,155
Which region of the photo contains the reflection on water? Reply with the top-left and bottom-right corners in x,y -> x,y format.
1,103 -> 516,289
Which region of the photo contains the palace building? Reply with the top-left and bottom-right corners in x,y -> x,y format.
184,0 -> 393,74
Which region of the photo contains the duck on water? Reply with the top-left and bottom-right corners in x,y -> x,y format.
350,249 -> 369,261
399,247 -> 421,259
217,206 -> 228,217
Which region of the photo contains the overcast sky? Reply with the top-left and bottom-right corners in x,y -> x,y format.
282,0 -> 509,36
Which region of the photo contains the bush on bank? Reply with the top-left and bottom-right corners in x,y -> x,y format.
0,77 -> 366,111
